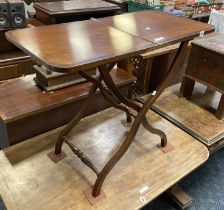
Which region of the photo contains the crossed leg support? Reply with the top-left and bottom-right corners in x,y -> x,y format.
48,40 -> 189,200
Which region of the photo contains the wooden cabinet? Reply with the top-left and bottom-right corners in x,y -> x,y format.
0,30 -> 35,81
0,51 -> 35,81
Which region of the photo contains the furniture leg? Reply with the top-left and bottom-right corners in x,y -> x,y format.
179,76 -> 195,99
126,87 -> 133,123
49,82 -> 98,160
100,87 -> 134,118
216,94 -> 224,119
92,41 -> 189,197
167,184 -> 192,210
98,65 -> 141,112
142,116 -> 167,147
79,66 -> 134,119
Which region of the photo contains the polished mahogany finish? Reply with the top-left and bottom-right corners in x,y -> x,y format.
5,11 -> 215,198
98,11 -> 215,45
6,19 -> 154,72
34,0 -> 120,16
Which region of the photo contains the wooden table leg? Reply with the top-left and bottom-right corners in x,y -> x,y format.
92,41 -> 189,197
216,94 -> 224,119
179,76 -> 196,99
49,40 -> 190,199
167,184 -> 193,210
48,82 -> 99,162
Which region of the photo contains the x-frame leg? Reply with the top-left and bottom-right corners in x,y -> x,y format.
48,40 -> 189,199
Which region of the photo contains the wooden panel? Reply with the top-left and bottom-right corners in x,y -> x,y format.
152,83 -> 224,146
35,10 -> 55,25
3,84 -> 130,147
6,19 -> 154,72
0,68 -> 135,147
0,50 -> 35,81
0,64 -> 19,81
186,45 -> 224,93
0,108 -> 208,210
98,11 -> 215,45
191,32 -> 224,55
18,60 -> 35,76
0,68 -> 134,122
141,43 -> 180,59
0,50 -> 30,66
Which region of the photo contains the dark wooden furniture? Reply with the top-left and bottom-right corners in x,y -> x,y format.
0,29 -> 35,81
34,0 -> 120,24
180,33 -> 224,119
6,11 -> 214,200
0,50 -> 35,81
153,83 -> 224,154
0,68 -> 134,148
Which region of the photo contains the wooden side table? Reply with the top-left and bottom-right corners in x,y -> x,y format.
180,33 -> 224,119
6,11 -> 214,201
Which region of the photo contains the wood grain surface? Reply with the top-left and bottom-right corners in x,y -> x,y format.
0,108 -> 208,210
192,32 -> 224,55
153,83 -> 224,146
98,11 -> 215,45
0,68 -> 135,147
34,0 -> 120,16
6,19 -> 154,72
0,68 -> 132,123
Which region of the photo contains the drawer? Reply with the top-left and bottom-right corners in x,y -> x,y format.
0,64 -> 19,81
186,45 -> 224,91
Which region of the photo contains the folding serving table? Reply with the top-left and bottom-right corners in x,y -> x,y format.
6,11 -> 214,201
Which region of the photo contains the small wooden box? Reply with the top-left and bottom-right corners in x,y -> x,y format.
180,33 -> 224,119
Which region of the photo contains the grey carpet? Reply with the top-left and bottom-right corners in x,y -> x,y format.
0,148 -> 223,210
0,196 -> 6,210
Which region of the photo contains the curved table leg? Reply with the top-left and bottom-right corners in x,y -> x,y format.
54,82 -> 98,155
98,65 -> 141,112
142,116 -> 167,147
92,41 -> 189,197
92,96 -> 154,197
100,87 -> 133,118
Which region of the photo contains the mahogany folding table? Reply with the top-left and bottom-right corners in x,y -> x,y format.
6,11 -> 214,201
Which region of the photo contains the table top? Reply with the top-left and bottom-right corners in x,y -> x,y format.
192,32 -> 224,55
34,0 -> 120,16
6,19 -> 154,72
98,11 -> 215,45
6,11 -> 215,72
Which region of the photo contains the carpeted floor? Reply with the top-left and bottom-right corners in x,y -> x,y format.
0,196 -> 6,210
0,148 -> 223,210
